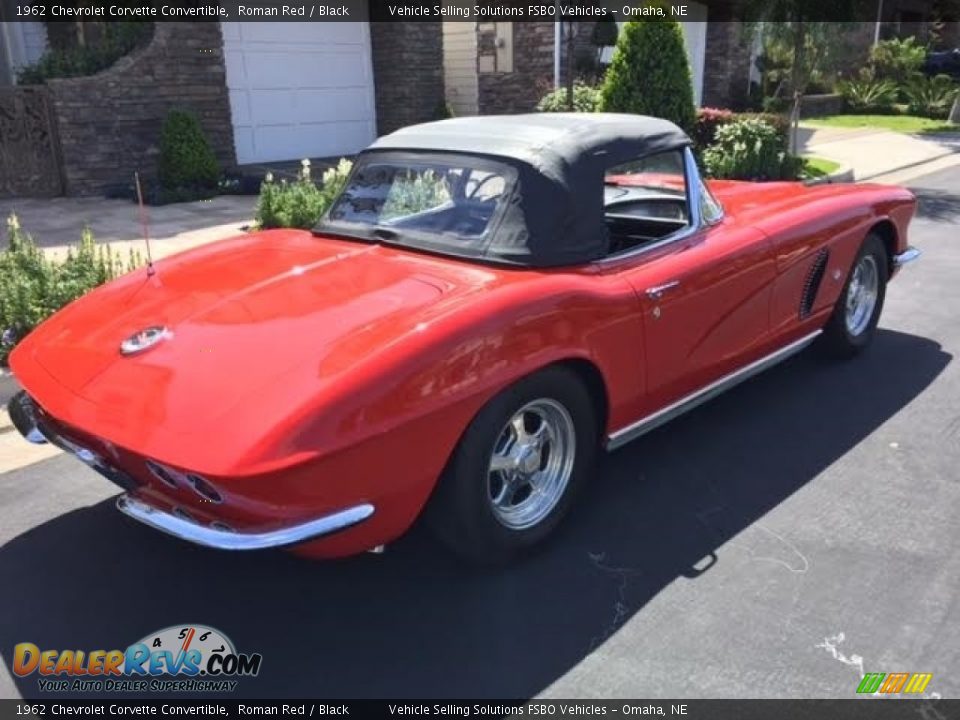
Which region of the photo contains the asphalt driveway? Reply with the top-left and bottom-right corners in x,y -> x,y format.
0,167 -> 958,701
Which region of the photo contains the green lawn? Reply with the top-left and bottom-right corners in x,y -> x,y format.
803,115 -> 960,135
802,156 -> 842,179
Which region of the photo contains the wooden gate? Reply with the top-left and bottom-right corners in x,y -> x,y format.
0,87 -> 63,197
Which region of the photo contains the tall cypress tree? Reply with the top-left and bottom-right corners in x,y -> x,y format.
599,21 -> 696,133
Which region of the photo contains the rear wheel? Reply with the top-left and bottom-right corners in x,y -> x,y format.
821,233 -> 888,358
427,366 -> 598,564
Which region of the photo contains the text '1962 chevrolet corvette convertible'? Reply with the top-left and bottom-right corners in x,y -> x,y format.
8,113 -> 919,564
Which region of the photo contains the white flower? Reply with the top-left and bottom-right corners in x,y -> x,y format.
264,172 -> 274,183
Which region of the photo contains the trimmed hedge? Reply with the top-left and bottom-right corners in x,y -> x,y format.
158,109 -> 220,193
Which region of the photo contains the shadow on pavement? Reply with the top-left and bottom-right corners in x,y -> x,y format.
0,330 -> 950,700
914,188 -> 960,223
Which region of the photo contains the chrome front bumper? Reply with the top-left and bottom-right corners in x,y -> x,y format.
893,246 -> 921,267
8,390 -> 47,445
116,496 -> 375,551
9,390 -> 375,550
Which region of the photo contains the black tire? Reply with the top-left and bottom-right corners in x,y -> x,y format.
427,366 -> 598,565
820,233 -> 888,359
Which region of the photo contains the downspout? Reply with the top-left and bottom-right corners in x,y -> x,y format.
554,2 -> 561,89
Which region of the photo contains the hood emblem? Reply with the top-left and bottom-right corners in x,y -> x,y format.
120,326 -> 170,356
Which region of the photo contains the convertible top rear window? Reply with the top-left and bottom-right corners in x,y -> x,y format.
317,115 -> 693,267
317,153 -> 517,260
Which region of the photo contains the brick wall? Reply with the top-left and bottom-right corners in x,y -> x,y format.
478,22 -> 555,114
370,22 -> 445,135
48,23 -> 235,196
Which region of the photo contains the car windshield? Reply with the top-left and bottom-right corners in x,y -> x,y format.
316,153 -> 517,256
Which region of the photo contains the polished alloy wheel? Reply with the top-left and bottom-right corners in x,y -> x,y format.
486,398 -> 576,530
845,255 -> 879,337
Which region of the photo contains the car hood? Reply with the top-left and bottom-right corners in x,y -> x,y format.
17,229 -> 496,436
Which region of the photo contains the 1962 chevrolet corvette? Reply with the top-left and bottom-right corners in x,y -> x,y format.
8,114 -> 919,563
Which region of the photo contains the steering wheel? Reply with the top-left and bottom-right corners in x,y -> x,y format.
466,174 -> 502,200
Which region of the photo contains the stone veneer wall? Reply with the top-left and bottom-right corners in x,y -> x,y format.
369,22 -> 445,135
48,23 -> 235,196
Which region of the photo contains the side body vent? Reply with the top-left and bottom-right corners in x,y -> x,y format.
799,248 -> 830,319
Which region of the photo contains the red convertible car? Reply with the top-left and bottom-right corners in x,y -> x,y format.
8,114 -> 919,563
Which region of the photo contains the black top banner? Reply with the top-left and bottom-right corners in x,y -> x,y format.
5,0 -> 957,23
1,699 -> 958,720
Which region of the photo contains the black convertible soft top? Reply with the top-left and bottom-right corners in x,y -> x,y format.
362,113 -> 692,267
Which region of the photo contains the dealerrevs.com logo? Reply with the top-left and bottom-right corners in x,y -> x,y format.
13,624 -> 262,693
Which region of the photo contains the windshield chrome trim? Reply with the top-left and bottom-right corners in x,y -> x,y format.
595,146 -> 720,266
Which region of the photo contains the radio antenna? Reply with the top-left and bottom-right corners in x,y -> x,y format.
134,172 -> 156,277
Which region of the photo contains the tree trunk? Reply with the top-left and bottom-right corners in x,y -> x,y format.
789,19 -> 807,156
565,23 -> 575,111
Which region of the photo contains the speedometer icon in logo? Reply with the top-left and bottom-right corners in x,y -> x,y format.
128,624 -> 261,677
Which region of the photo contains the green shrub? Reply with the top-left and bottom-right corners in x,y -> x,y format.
255,159 -> 353,230
599,20 -> 696,133
868,37 -> 926,86
702,118 -> 804,182
16,22 -> 153,85
694,108 -> 789,151
434,101 -> 454,120
382,171 -> 451,220
903,75 -> 960,119
692,107 -> 735,149
0,215 -> 142,365
536,83 -> 602,112
836,77 -> 899,114
158,109 -> 220,193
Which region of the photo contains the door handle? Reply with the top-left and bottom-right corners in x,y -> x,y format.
645,280 -> 680,300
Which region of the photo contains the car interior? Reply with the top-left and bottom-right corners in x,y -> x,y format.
603,185 -> 690,255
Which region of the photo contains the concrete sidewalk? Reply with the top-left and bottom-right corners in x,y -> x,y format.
800,125 -> 960,182
0,194 -> 257,262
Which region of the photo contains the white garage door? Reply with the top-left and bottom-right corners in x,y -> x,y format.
221,22 -> 377,165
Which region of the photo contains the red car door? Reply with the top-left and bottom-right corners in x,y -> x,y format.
619,220 -> 777,418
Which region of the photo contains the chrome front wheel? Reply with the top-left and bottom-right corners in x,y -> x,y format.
821,233 -> 887,359
844,254 -> 879,337
487,399 -> 576,530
